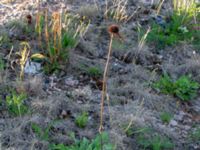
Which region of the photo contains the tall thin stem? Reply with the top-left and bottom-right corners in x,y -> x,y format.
99,34 -> 114,133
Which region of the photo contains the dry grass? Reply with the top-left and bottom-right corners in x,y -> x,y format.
78,4 -> 100,20
52,11 -> 62,55
35,8 -> 90,67
15,75 -> 43,96
173,0 -> 199,23
63,13 -> 90,39
1,1 -> 199,150
138,26 -> 151,52
35,11 -> 44,48
104,0 -> 133,22
156,0 -> 165,15
18,42 -> 30,81
44,9 -> 50,60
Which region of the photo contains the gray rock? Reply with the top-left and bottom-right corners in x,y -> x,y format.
174,115 -> 183,121
140,0 -> 160,6
24,60 -> 42,74
184,125 -> 191,131
169,120 -> 178,126
65,77 -> 79,86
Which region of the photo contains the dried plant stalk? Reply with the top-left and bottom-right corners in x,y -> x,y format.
99,33 -> 114,133
99,25 -> 121,133
35,12 -> 42,47
52,12 -> 62,55
19,42 -> 30,80
44,9 -> 51,60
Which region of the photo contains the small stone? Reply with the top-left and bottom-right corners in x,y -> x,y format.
184,125 -> 191,131
60,110 -> 67,119
65,77 -> 79,86
169,120 -> 178,126
174,114 -> 183,121
181,131 -> 188,138
24,60 -> 42,74
77,100 -> 83,104
194,144 -> 200,149
182,118 -> 192,124
179,111 -> 186,116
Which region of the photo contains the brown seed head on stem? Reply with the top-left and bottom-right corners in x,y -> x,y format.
26,14 -> 32,24
108,24 -> 124,41
108,24 -> 119,34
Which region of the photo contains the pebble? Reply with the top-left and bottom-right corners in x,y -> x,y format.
174,114 -> 184,121
181,131 -> 188,138
60,110 -> 67,119
72,86 -> 92,98
65,77 -> 79,86
140,0 -> 160,6
194,145 -> 200,149
183,118 -> 192,124
24,60 -> 42,74
169,120 -> 178,126
184,125 -> 191,131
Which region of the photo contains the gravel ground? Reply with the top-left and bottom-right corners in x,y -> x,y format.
0,0 -> 200,150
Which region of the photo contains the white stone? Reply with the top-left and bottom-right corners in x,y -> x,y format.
24,60 -> 42,74
169,120 -> 178,126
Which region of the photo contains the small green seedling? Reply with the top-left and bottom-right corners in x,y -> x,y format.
153,74 -> 199,101
0,33 -> 10,48
50,132 -> 115,150
123,123 -> 150,137
0,57 -> 5,71
0,97 -> 2,106
174,76 -> 199,101
31,122 -> 55,141
87,67 -> 102,78
75,112 -> 89,128
124,125 -> 135,137
160,112 -> 173,124
126,127 -> 150,137
6,91 -> 28,117
153,74 -> 175,95
137,132 -> 174,150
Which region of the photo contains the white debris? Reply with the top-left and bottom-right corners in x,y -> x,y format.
24,60 -> 42,74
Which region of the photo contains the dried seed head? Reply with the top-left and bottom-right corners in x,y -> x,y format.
108,24 -> 124,41
26,14 -> 32,24
108,24 -> 119,34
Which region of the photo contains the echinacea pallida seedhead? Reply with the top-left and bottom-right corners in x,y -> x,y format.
108,24 -> 124,41
26,14 -> 32,24
108,24 -> 119,34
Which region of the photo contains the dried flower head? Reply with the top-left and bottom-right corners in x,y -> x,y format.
26,14 -> 32,24
108,24 -> 123,41
108,24 -> 119,34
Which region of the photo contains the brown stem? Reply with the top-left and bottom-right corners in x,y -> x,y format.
99,34 -> 114,133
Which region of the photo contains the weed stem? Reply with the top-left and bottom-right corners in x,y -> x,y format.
99,34 -> 113,133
